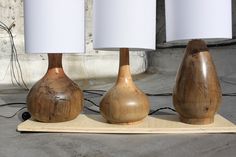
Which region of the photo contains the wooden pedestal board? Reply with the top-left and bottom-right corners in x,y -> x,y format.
17,114 -> 236,134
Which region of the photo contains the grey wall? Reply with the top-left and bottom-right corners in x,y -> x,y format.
233,0 -> 236,37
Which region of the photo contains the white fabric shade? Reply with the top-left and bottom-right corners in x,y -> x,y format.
165,0 -> 232,42
93,0 -> 156,51
24,0 -> 85,53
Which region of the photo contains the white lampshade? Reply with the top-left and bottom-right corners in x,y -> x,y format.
24,0 -> 85,53
165,0 -> 232,42
93,0 -> 156,51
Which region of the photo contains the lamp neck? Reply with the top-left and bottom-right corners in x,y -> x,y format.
186,39 -> 209,55
48,53 -> 63,69
46,53 -> 64,76
119,48 -> 130,66
116,48 -> 133,84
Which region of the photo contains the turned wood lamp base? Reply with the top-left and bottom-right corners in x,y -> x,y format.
107,118 -> 145,125
100,48 -> 150,124
173,40 -> 222,125
179,116 -> 214,125
27,54 -> 83,123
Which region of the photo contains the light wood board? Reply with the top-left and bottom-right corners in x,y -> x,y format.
17,114 -> 236,134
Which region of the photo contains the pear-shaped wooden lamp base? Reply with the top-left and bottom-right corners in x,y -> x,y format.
173,40 -> 222,125
100,48 -> 150,124
27,54 -> 83,123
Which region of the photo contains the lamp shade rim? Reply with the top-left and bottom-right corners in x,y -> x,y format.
166,37 -> 232,44
25,51 -> 85,54
93,47 -> 156,51
25,47 -> 85,54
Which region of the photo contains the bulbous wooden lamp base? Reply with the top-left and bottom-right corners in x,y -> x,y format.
173,40 -> 222,125
100,48 -> 150,124
27,54 -> 83,123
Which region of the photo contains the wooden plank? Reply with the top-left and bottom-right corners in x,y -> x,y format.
17,114 -> 236,134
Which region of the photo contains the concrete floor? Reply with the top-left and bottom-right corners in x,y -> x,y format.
0,72 -> 235,157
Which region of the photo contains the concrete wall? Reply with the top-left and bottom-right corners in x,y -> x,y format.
0,0 -> 147,85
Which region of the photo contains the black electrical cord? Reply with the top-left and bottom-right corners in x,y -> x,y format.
84,98 -> 100,113
84,98 -> 100,108
149,107 -> 176,115
0,102 -> 26,107
84,89 -> 107,93
83,90 -> 104,96
0,98 -> 103,119
146,93 -> 172,96
0,102 -> 27,118
223,93 -> 236,96
0,107 -> 27,118
0,21 -> 29,90
84,106 -> 100,114
81,90 -> 236,115
220,77 -> 236,86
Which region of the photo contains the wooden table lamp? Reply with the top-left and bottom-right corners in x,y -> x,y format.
165,0 -> 232,124
24,0 -> 85,122
93,0 -> 156,124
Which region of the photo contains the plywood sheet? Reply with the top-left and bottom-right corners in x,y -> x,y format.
17,114 -> 236,134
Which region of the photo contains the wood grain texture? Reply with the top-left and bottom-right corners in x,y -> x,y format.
17,114 -> 236,134
173,40 -> 222,125
100,48 -> 149,124
27,54 -> 83,123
